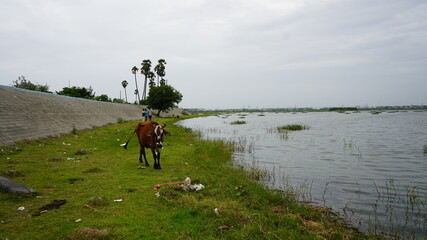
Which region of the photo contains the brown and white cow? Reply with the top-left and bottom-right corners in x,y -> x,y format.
122,121 -> 171,169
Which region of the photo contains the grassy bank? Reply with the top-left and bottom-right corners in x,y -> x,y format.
1,117 -> 365,239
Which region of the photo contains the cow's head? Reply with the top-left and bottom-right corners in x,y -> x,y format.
153,124 -> 171,149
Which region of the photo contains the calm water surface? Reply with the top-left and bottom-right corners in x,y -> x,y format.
178,111 -> 427,237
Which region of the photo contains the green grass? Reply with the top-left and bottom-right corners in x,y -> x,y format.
0,117 -> 365,239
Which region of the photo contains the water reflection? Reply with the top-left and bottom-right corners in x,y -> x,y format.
178,111 -> 427,238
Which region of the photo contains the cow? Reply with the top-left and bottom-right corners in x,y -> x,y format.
122,121 -> 171,169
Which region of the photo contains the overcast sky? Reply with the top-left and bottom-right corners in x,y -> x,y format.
1,0 -> 426,109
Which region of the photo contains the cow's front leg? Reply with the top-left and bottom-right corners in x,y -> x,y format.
157,151 -> 161,170
152,149 -> 161,169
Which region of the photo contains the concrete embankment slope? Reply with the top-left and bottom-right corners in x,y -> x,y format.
0,85 -> 147,146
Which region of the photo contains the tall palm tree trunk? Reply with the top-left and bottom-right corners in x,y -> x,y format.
134,74 -> 141,104
124,88 -> 128,103
143,76 -> 148,100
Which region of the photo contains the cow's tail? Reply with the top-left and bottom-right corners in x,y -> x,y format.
122,129 -> 136,149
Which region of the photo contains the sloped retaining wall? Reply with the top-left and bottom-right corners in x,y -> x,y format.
0,85 -> 145,146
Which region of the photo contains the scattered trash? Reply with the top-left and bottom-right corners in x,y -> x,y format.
75,219 -> 82,223
32,199 -> 67,216
214,208 -> 220,216
137,166 -> 146,169
114,199 -> 123,202
120,143 -> 126,147
153,177 -> 205,191
217,225 -> 230,231
116,139 -> 120,141
153,181 -> 183,190
62,142 -> 71,146
17,206 -> 25,211
67,158 -> 75,161
155,192 -> 160,197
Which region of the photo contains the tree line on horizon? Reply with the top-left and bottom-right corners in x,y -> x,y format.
11,58 -> 182,116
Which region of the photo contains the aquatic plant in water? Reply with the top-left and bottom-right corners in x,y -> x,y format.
230,120 -> 247,125
277,124 -> 309,132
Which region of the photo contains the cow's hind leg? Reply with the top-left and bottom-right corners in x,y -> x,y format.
140,147 -> 149,166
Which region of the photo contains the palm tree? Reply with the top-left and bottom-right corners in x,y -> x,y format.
154,59 -> 166,86
148,71 -> 156,89
121,80 -> 128,103
131,66 -> 141,104
140,59 -> 152,100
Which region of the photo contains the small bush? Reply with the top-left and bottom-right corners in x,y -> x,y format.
71,125 -> 78,135
117,118 -> 125,124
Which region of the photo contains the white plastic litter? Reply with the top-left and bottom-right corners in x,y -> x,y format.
182,177 -> 205,191
120,143 -> 126,147
114,199 -> 123,202
214,208 -> 220,216
17,206 -> 25,211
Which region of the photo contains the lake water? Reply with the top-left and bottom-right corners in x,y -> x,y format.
177,111 -> 427,238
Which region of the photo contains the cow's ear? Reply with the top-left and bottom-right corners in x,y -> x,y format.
164,130 -> 171,136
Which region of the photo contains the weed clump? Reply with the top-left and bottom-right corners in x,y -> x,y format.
3,169 -> 25,177
117,117 -> 125,124
75,149 -> 89,155
83,167 -> 102,173
88,196 -> 109,207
